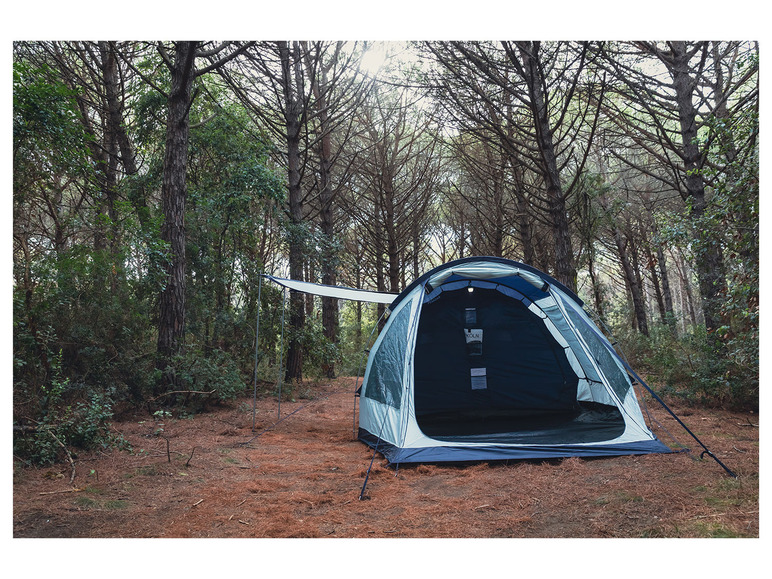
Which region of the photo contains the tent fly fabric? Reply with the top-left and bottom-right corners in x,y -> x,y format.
358,257 -> 671,464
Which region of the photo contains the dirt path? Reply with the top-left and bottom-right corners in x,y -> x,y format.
13,377 -> 758,539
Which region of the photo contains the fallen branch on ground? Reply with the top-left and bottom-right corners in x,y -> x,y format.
47,429 -> 76,484
39,488 -> 83,496
147,390 -> 216,404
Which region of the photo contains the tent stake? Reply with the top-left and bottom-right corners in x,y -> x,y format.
251,273 -> 263,432
633,372 -> 738,479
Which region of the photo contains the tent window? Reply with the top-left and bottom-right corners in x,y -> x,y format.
563,304 -> 632,401
364,301 -> 412,409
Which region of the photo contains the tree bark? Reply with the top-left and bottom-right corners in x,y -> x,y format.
305,44 -> 339,379
611,226 -> 649,336
280,41 -> 306,385
514,42 -> 576,290
657,244 -> 675,323
669,41 -> 728,332
156,41 -> 197,391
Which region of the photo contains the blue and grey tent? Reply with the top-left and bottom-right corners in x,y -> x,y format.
357,257 -> 672,464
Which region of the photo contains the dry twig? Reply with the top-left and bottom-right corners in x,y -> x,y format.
186,446 -> 197,467
39,488 -> 83,496
47,429 -> 76,484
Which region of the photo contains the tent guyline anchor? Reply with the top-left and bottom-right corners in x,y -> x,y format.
631,374 -> 738,479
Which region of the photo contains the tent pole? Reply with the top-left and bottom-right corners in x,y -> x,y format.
629,366 -> 738,479
359,410 -> 389,500
251,274 -> 263,432
276,287 -> 286,420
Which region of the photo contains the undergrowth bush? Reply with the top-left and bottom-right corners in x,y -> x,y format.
171,348 -> 248,407
14,383 -> 129,466
615,324 -> 757,411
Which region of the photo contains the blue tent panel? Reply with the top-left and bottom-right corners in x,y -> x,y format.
359,429 -> 671,464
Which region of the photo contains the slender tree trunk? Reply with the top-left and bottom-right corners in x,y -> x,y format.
646,248 -> 667,324
516,42 -> 576,290
308,50 -> 339,379
613,228 -> 649,336
639,228 -> 666,324
100,41 -> 151,227
280,41 -> 306,385
656,244 -> 676,332
674,248 -> 698,329
587,252 -> 605,320
375,220 -> 386,330
670,41 -> 727,332
156,41 -> 197,392
511,162 -> 535,264
381,168 -> 401,293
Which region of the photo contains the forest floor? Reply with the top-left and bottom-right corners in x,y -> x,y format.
13,377 -> 759,540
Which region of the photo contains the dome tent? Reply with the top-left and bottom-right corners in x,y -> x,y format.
357,256 -> 671,464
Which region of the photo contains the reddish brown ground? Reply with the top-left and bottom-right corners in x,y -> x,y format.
13,377 -> 759,539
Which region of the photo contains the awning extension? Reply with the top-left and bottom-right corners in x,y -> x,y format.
263,274 -> 397,305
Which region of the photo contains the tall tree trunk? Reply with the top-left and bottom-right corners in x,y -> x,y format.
670,41 -> 727,332
638,228 -> 666,324
375,221 -> 386,330
100,41 -> 151,227
511,164 -> 535,265
156,41 -> 197,392
516,42 -> 576,290
306,45 -> 339,379
587,252 -> 605,320
381,167 -> 400,293
673,248 -> 699,329
646,246 -> 667,324
279,41 -> 306,385
412,218 -> 421,281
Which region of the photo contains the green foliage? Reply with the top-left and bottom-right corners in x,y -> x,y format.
13,243 -> 156,464
616,323 -> 757,410
184,99 -> 283,361
14,386 -> 129,467
639,58 -> 759,411
338,300 -> 380,375
13,61 -> 91,178
170,348 -> 248,406
296,314 -> 340,381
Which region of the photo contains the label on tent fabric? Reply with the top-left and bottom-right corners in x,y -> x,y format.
465,308 -> 477,325
471,367 -> 487,390
464,328 -> 483,356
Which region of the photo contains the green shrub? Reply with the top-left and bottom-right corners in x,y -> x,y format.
170,348 -> 248,406
615,323 -> 757,410
14,389 -> 128,466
